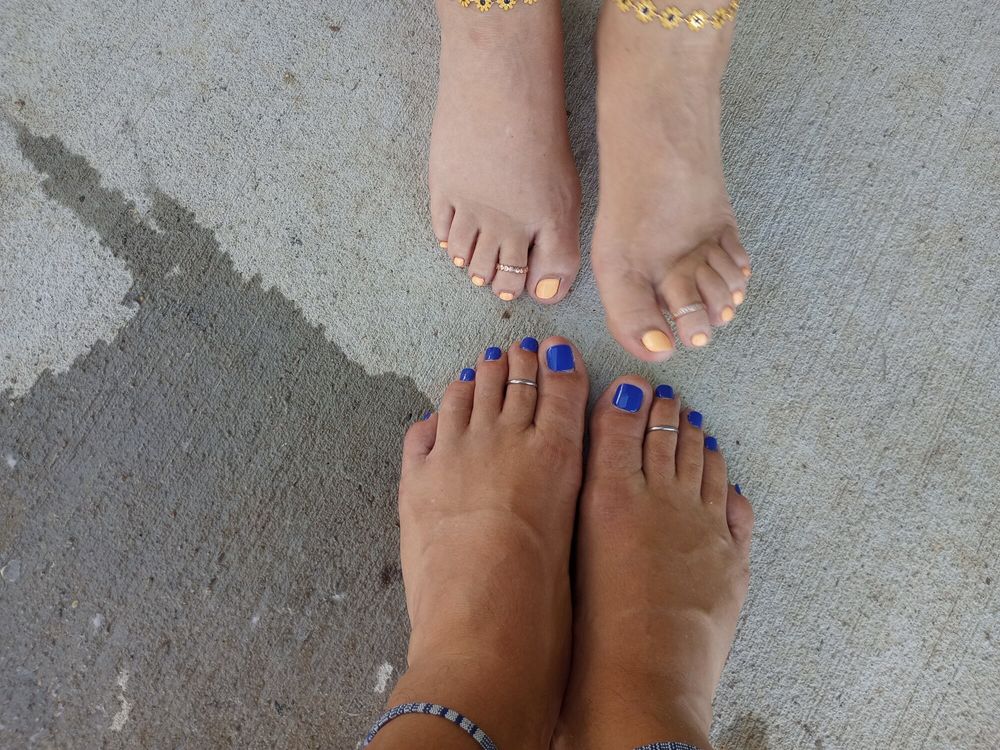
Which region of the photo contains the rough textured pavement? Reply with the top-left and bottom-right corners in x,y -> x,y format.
1,1 -> 998,748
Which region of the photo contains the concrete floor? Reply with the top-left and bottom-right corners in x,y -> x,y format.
1,1 -> 998,748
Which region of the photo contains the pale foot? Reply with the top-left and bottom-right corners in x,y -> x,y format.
593,2 -> 752,360
431,0 -> 581,303
369,337 -> 589,749
555,379 -> 754,749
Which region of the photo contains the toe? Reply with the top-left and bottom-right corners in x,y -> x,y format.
467,230 -> 502,289
431,193 -> 455,247
502,336 -> 540,426
587,376 -> 653,478
675,407 -> 705,484
534,337 -> 590,442
493,235 -> 531,301
402,411 -> 438,467
695,264 -> 736,326
720,225 -> 751,278
447,211 -> 479,269
701,433 -> 729,511
596,264 -> 675,362
471,345 -> 509,422
527,225 -> 580,305
661,273 -> 712,349
437,366 -> 477,436
726,485 -> 754,548
642,383 -> 680,480
706,243 -> 748,306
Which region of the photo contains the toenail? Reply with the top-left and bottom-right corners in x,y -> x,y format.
721,306 -> 735,322
498,291 -> 515,301
741,267 -> 751,278
459,367 -> 476,382
732,290 -> 745,306
705,435 -> 719,451
734,483 -> 742,495
641,330 -> 673,353
472,275 -> 486,287
453,257 -> 465,268
655,384 -> 674,399
687,411 -> 703,428
520,336 -> 539,353
612,383 -> 644,413
439,241 -> 448,250
691,332 -> 709,348
545,344 -> 575,372
535,278 -> 560,300
420,411 -> 432,421
484,347 -> 502,361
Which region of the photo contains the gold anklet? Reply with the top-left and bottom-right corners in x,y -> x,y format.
459,0 -> 539,12
615,0 -> 740,30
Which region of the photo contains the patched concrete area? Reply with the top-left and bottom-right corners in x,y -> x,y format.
1,0 -> 999,748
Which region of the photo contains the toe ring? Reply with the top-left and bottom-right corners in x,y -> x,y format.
646,425 -> 679,433
672,303 -> 706,319
496,263 -> 528,275
507,378 -> 538,388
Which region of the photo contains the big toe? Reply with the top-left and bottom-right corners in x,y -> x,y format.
594,260 -> 676,362
527,225 -> 581,305
533,337 -> 590,444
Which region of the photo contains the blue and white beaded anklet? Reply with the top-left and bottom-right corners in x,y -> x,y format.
363,702 -> 498,750
635,744 -> 702,750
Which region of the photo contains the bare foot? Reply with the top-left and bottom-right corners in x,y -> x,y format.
431,0 -> 581,303
369,337 -> 589,749
555,379 -> 754,749
593,1 -> 751,360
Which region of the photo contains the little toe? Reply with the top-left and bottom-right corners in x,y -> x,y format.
596,265 -> 676,361
447,210 -> 479,268
534,337 -> 590,442
706,243 -> 748,306
726,485 -> 754,548
700,433 -> 729,511
643,384 -> 681,479
402,411 -> 438,467
471,345 -> 509,422
493,236 -> 531,301
675,407 -> 706,484
431,193 -> 455,247
437,366 -> 477,436
695,264 -> 737,326
720,225 -> 751,278
588,376 -> 653,478
662,274 -> 712,349
502,336 -> 541,426
527,225 -> 580,305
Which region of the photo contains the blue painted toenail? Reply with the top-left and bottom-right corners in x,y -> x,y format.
520,336 -> 539,353
688,411 -> 703,428
485,346 -> 502,361
705,435 -> 719,451
546,344 -> 575,372
655,384 -> 674,399
734,484 -> 742,495
420,411 -> 432,421
459,368 -> 476,382
612,383 -> 644,413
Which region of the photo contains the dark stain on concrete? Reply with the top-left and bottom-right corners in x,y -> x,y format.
0,122 -> 430,748
717,711 -> 772,750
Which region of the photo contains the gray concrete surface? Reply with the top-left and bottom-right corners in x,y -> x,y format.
1,0 -> 998,748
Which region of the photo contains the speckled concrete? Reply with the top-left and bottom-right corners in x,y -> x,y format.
1,1 -> 998,748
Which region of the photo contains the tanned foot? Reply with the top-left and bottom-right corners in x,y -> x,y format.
593,1 -> 752,360
431,0 -> 581,304
555,378 -> 754,749
369,337 -> 589,749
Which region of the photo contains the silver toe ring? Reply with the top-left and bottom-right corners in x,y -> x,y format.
507,378 -> 538,388
672,303 -> 706,319
646,425 -> 679,433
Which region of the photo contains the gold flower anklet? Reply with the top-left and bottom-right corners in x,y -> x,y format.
458,0 -> 539,12
615,0 -> 741,30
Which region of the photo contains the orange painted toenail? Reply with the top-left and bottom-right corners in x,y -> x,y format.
439,241 -> 448,250
535,278 -> 560,300
691,332 -> 710,347
498,292 -> 515,302
452,257 -> 465,268
471,275 -> 485,287
732,290 -> 745,306
721,306 -> 735,322
641,330 -> 673,353
741,267 -> 751,278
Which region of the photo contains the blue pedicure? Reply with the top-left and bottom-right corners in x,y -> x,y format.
485,347 -> 502,361
734,484 -> 742,495
459,368 -> 476,382
420,411 -> 432,421
520,336 -> 539,353
546,344 -> 575,372
687,410 -> 703,428
612,383 -> 644,413
705,435 -> 719,451
655,384 -> 674,399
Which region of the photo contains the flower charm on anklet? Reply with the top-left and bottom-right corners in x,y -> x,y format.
615,0 -> 741,31
459,0 -> 538,11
